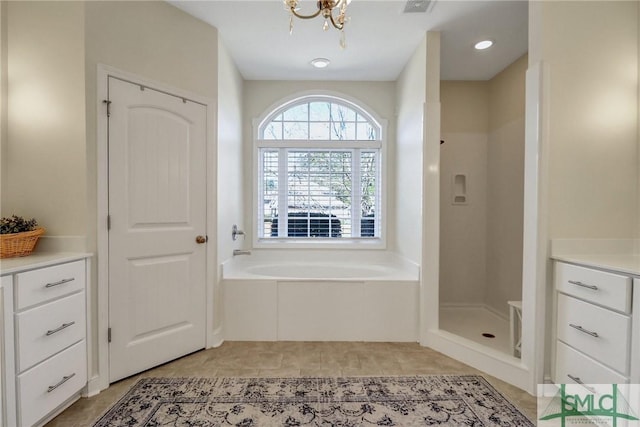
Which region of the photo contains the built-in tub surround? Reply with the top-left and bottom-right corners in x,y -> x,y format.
222,250 -> 419,342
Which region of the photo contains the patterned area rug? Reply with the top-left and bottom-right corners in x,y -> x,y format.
93,375 -> 534,426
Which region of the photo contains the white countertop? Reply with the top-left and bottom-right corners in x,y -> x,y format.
551,253 -> 640,277
0,252 -> 92,275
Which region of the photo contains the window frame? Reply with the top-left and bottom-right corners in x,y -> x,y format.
253,93 -> 387,249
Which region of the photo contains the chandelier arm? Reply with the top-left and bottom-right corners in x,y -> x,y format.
328,13 -> 345,30
290,7 -> 323,20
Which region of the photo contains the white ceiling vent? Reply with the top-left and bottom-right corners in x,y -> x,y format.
403,0 -> 434,13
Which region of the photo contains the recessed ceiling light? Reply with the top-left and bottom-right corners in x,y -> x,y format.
310,58 -> 331,69
474,40 -> 494,50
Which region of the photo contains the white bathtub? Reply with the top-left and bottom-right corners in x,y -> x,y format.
224,254 -> 419,281
245,263 -> 387,279
222,250 -> 420,342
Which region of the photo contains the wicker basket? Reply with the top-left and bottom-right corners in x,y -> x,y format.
0,227 -> 45,259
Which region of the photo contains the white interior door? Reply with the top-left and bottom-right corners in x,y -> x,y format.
108,77 -> 207,382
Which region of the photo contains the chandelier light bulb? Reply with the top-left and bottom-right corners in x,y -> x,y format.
285,0 -> 351,48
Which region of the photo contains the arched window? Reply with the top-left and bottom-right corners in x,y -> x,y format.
256,95 -> 383,243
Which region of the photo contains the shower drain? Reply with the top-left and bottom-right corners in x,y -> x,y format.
481,333 -> 495,338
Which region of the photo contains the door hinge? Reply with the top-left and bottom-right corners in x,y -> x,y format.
108,327 -> 112,343
107,215 -> 111,230
103,100 -> 112,117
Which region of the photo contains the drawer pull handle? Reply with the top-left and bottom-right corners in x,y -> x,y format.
47,373 -> 75,393
46,321 -> 76,336
568,280 -> 598,291
569,323 -> 599,338
45,277 -> 75,288
567,374 -> 596,393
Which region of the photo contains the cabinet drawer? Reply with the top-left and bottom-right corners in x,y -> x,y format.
17,340 -> 86,427
557,293 -> 630,374
555,341 -> 628,385
16,261 -> 85,310
16,292 -> 85,372
555,262 -> 631,313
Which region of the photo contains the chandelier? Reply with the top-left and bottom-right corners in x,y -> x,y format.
284,0 -> 351,48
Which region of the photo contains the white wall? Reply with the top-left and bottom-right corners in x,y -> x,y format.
1,0 -> 219,388
84,0 -> 219,253
422,32 -> 442,338
216,39 -> 244,333
485,54 -> 527,316
395,37 -> 427,264
530,1 -> 638,241
3,2 -> 86,237
395,32 -> 440,343
1,1 -> 7,212
85,0 -> 220,385
242,80 -> 396,248
440,82 -> 489,306
529,0 -> 639,382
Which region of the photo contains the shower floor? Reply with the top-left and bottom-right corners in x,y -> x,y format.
439,305 -> 512,355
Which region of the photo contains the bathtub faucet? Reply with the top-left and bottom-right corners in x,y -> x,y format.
233,249 -> 251,256
232,225 -> 245,241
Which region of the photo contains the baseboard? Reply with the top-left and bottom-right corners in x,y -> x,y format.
85,374 -> 107,398
208,326 -> 224,348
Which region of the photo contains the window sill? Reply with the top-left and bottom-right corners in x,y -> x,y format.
254,237 -> 386,250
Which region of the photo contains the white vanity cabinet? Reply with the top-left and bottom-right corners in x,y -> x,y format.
553,261 -> 638,385
1,254 -> 90,427
1,275 -> 16,427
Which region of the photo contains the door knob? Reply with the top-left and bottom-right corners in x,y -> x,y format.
195,235 -> 207,244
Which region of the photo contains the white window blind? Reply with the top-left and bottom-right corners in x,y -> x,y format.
258,97 -> 382,241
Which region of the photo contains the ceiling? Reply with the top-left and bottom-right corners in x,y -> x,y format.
169,0 -> 528,81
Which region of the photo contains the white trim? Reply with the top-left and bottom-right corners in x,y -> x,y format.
256,140 -> 381,149
252,118 -> 261,246
205,86 -> 219,350
96,66 -> 109,393
96,64 -> 217,392
426,329 -> 530,391
631,279 -> 640,383
521,61 -> 549,394
256,90 -> 384,135
1,276 -> 16,427
83,258 -> 95,397
254,238 -> 385,250
422,100 -> 440,345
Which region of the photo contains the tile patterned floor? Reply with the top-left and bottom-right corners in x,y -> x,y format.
46,341 -> 537,426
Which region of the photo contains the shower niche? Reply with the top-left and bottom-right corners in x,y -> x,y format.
451,173 -> 467,205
